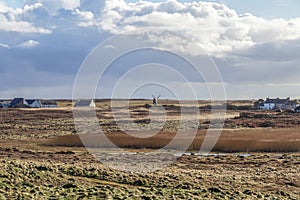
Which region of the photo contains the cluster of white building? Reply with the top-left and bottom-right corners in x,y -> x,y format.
257,97 -> 300,112
0,98 -> 97,108
0,98 -> 57,108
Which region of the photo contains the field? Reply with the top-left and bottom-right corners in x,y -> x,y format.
0,99 -> 299,199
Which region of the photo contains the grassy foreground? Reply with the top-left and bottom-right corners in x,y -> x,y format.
0,151 -> 299,199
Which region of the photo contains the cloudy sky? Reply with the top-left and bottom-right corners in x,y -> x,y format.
0,0 -> 300,99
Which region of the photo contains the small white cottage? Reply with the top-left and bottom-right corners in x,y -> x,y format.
74,99 -> 96,107
25,99 -> 42,108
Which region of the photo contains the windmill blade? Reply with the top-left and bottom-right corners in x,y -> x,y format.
157,95 -> 161,99
152,95 -> 155,98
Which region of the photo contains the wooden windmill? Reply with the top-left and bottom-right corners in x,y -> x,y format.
152,95 -> 161,105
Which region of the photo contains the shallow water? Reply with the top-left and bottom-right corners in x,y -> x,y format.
174,152 -> 252,157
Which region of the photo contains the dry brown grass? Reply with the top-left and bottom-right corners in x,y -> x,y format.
45,128 -> 300,152
55,99 -> 214,108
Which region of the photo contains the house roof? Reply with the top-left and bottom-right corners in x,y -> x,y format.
25,99 -> 40,105
258,102 -> 264,106
265,98 -> 289,104
74,99 -> 94,107
286,100 -> 298,106
10,98 -> 24,106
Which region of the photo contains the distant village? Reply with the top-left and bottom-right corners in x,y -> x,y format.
0,97 -> 300,113
0,98 -> 95,108
0,98 -> 58,108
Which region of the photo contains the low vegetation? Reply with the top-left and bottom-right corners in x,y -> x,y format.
0,152 -> 299,199
0,100 -> 299,199
46,128 -> 300,152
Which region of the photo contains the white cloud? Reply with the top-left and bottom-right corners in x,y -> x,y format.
0,3 -> 52,34
61,0 -> 80,10
17,40 -> 40,48
73,8 -> 93,21
1,19 -> 51,34
22,3 -> 44,13
0,42 -> 9,48
104,45 -> 115,49
23,0 -> 80,13
0,1 -> 10,12
99,0 -> 300,57
0,14 -> 51,33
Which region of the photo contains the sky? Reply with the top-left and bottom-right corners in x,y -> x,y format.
0,0 -> 300,99
127,0 -> 300,19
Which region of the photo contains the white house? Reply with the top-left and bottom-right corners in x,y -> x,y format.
25,99 -> 42,108
74,99 -> 96,107
261,97 -> 298,110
